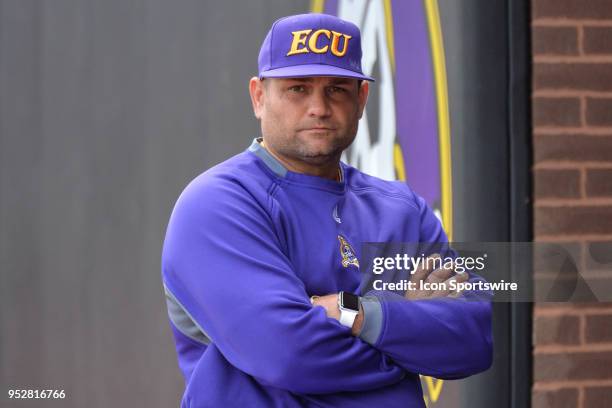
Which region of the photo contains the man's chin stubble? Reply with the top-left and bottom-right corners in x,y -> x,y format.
294,148 -> 344,165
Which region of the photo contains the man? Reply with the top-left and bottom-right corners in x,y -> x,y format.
162,13 -> 492,407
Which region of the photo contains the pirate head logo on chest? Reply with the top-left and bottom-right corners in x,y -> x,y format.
337,235 -> 360,269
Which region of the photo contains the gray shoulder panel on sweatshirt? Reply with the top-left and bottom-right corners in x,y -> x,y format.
164,284 -> 211,346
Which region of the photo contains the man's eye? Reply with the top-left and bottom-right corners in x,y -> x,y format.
289,85 -> 305,93
328,86 -> 347,94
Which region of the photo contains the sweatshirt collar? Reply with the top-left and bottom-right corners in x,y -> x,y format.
248,138 -> 346,192
248,137 -> 288,177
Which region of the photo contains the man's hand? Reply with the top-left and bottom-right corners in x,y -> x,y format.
311,294 -> 364,336
405,253 -> 469,300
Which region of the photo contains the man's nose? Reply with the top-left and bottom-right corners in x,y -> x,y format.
307,89 -> 332,118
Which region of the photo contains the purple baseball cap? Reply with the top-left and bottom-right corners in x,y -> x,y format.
258,13 -> 374,82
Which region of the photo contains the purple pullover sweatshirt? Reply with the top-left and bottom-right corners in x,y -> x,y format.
161,139 -> 493,407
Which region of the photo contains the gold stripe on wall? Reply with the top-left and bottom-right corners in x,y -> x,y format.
424,0 -> 453,241
383,0 -> 396,72
384,0 -> 403,181
310,0 -> 325,13
394,144 -> 406,181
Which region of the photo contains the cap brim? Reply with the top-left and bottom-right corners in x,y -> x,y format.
260,64 -> 375,82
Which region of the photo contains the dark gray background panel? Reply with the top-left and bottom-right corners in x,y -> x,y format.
439,0 -> 511,405
439,0 -> 531,407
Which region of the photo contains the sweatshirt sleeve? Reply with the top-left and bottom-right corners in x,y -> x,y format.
161,176 -> 406,394
357,194 -> 493,379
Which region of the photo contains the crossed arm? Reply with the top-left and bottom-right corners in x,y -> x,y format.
311,252 -> 471,336
311,251 -> 493,380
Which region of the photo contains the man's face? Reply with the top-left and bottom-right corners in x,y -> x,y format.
249,76 -> 369,166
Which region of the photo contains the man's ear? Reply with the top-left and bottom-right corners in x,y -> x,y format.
357,81 -> 369,119
249,77 -> 265,119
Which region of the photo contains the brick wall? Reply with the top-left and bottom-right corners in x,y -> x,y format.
532,1 -> 612,407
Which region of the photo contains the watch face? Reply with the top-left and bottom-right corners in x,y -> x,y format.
341,292 -> 359,311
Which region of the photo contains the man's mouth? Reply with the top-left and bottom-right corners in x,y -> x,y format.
301,127 -> 336,131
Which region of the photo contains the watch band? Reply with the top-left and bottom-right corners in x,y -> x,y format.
338,308 -> 358,327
